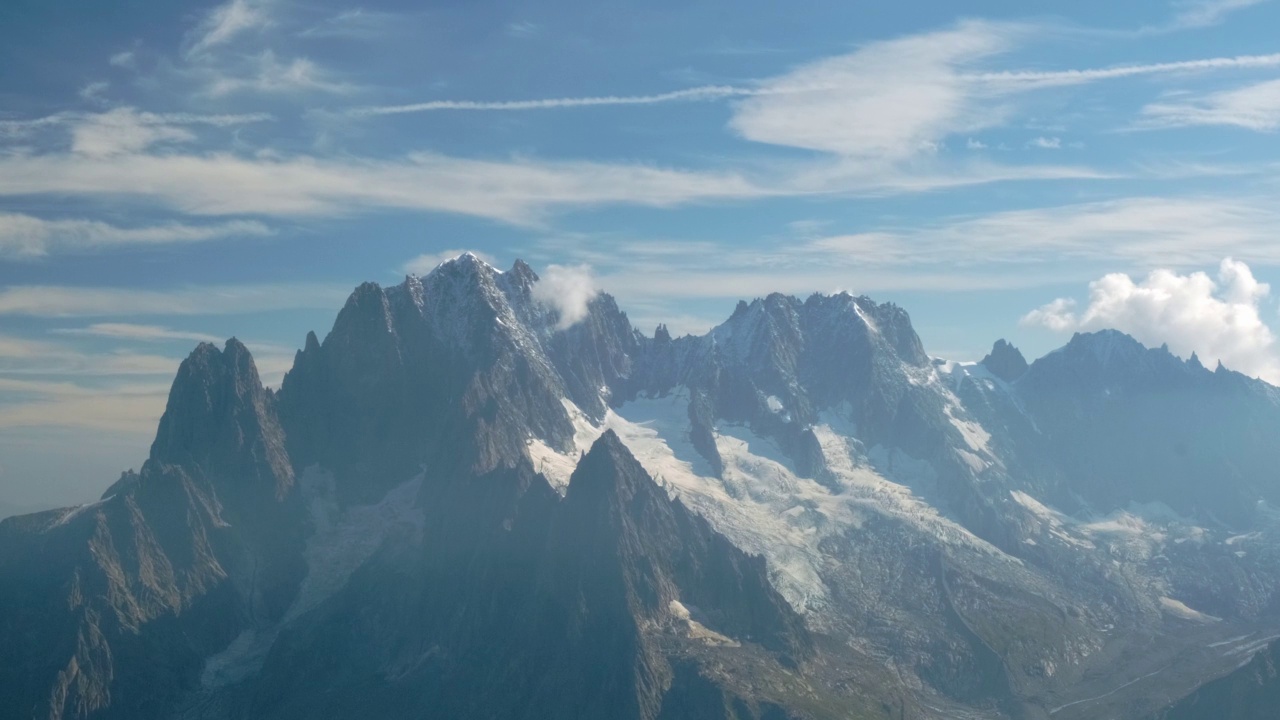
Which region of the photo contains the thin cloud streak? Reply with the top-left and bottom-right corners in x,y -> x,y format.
351,52 -> 1280,119
970,52 -> 1280,88
49,323 -> 222,343
351,85 -> 760,116
0,213 -> 272,258
0,282 -> 351,317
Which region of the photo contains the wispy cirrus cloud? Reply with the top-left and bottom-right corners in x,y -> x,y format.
803,195 -> 1280,267
297,8 -> 405,40
200,51 -> 355,96
1139,78 -> 1280,131
1158,0 -> 1272,31
0,149 -> 770,224
186,0 -> 273,57
49,323 -> 222,343
0,107 -> 273,152
0,282 -> 350,317
0,212 -> 272,258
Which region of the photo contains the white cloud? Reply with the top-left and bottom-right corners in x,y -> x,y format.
966,138 -> 988,149
351,85 -> 751,116
0,282 -> 349,317
1139,78 -> 1280,131
0,334 -> 180,376
109,51 -> 136,68
39,107 -> 273,157
0,213 -> 272,258
78,81 -> 110,104
968,52 -> 1280,88
1166,0 -> 1270,30
202,51 -> 354,96
1021,298 -> 1079,332
402,249 -> 496,275
729,21 -> 1014,161
0,108 -> 272,145
187,0 -> 271,57
1028,136 -> 1061,149
803,196 -> 1280,267
1021,259 -> 1280,382
49,323 -> 222,343
71,108 -> 195,156
532,264 -> 598,329
0,149 -> 767,224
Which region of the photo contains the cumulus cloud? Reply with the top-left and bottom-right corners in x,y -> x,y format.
1028,136 -> 1061,149
1021,259 -> 1280,382
532,264 -> 598,330
402,249 -> 496,275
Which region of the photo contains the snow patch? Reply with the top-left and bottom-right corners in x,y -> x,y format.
526,398 -> 606,492
601,389 -> 1011,620
287,468 -> 425,622
47,498 -> 108,530
669,599 -> 740,647
1159,596 -> 1221,624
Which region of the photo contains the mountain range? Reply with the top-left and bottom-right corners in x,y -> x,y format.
4,253 -> 1280,719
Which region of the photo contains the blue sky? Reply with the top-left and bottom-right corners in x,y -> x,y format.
4,0 -> 1280,508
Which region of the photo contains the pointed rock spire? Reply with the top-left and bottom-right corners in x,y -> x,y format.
150,339 -> 293,498
980,339 -> 1029,382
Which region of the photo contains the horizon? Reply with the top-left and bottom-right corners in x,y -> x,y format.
5,0 -> 1280,508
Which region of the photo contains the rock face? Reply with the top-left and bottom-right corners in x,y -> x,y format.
5,254 -> 1280,719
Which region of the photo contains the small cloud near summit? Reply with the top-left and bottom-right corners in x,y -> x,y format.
532,264 -> 598,330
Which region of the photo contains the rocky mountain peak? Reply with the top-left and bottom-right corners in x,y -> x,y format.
980,339 -> 1028,382
565,429 -> 651,506
149,339 -> 293,499
1063,329 -> 1146,365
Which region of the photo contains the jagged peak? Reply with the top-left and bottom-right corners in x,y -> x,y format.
429,251 -> 501,278
176,338 -> 262,388
565,430 -> 652,504
150,336 -> 292,495
507,258 -> 538,287
980,339 -> 1028,382
1059,329 -> 1148,366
